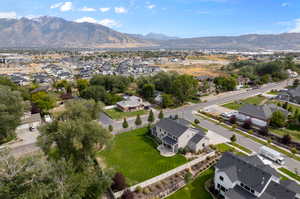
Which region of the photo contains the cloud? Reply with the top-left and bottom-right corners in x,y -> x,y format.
51,2 -> 73,12
0,11 -> 17,19
114,7 -> 127,14
99,7 -> 110,12
60,2 -> 73,12
147,4 -> 156,9
281,2 -> 289,7
75,17 -> 121,28
289,19 -> 300,33
79,6 -> 96,12
99,19 -> 121,28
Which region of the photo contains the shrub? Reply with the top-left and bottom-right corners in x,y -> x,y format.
248,130 -> 254,134
121,190 -> 134,199
143,187 -> 151,194
112,172 -> 127,191
108,125 -> 113,132
230,134 -> 237,143
184,172 -> 193,183
282,134 -> 292,145
243,119 -> 252,129
229,115 -> 237,124
135,186 -> 142,193
123,118 -> 129,128
194,119 -> 200,124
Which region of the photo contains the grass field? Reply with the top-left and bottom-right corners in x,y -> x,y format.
228,142 -> 252,154
222,95 -> 267,110
167,168 -> 214,199
98,128 -> 187,185
103,108 -> 148,120
278,167 -> 300,182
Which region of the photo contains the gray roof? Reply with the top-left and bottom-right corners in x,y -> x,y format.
162,136 -> 177,145
239,103 -> 289,121
225,185 -> 257,199
288,86 -> 300,98
190,133 -> 205,144
216,152 -> 278,193
260,181 -> 297,199
155,118 -> 188,138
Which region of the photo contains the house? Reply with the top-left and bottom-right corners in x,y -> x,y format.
236,103 -> 289,127
214,152 -> 300,199
151,118 -> 209,153
116,96 -> 151,112
278,86 -> 300,104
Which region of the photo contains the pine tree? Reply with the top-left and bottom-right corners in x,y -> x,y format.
148,110 -> 155,123
158,110 -> 164,119
123,118 -> 129,128
135,114 -> 142,126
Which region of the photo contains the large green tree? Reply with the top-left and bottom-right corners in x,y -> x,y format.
270,111 -> 286,128
31,91 -> 56,115
0,86 -> 24,143
172,75 -> 198,104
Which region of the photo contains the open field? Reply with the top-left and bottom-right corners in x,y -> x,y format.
222,95 -> 267,110
98,128 -> 187,185
103,108 -> 148,120
167,168 -> 214,199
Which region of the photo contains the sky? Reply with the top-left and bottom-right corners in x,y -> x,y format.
0,0 -> 300,38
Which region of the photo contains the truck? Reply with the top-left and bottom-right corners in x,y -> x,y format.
259,146 -> 285,165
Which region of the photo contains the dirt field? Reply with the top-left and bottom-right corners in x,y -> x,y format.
0,63 -> 43,75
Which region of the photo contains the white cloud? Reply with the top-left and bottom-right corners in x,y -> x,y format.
60,2 -> 73,12
99,18 -> 121,28
114,7 -> 127,14
50,2 -> 63,9
99,7 -> 110,12
0,11 -> 17,19
75,17 -> 121,28
289,19 -> 300,33
281,2 -> 289,7
79,6 -> 96,12
147,4 -> 156,9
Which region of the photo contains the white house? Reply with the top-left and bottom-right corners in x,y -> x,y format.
214,152 -> 300,199
151,118 -> 209,153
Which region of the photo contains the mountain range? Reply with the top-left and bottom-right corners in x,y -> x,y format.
0,16 -> 300,50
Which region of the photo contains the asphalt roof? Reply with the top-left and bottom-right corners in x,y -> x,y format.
225,185 -> 257,199
155,118 -> 188,138
216,152 -> 278,193
260,181 -> 297,199
288,86 -> 300,98
239,103 -> 289,121
190,133 -> 205,144
162,136 -> 177,146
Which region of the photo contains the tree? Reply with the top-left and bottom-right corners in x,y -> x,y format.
270,111 -> 286,128
159,110 -> 164,119
184,172 -> 193,184
80,85 -> 107,102
259,127 -> 269,136
194,119 -> 200,124
162,93 -> 174,108
229,115 -> 237,124
38,99 -> 112,171
283,102 -> 288,110
291,147 -> 298,157
214,76 -> 237,92
230,134 -> 237,143
0,86 -> 24,143
293,79 -> 299,87
282,134 -> 292,145
139,83 -> 155,101
135,114 -> 142,126
123,118 -> 129,128
31,91 -> 56,115
243,119 -> 252,129
76,79 -> 89,92
111,172 -> 127,191
173,75 -> 199,104
108,125 -> 113,132
148,110 -> 155,123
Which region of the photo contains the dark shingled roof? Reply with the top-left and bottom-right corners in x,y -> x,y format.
190,133 -> 205,144
216,152 -> 278,193
155,118 -> 188,138
260,181 -> 297,199
225,185 -> 257,199
239,103 -> 289,121
162,136 -> 177,146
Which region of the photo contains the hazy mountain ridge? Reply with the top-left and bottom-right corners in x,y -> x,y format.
0,16 -> 300,50
0,16 -> 154,48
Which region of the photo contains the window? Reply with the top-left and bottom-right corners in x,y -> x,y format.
241,183 -> 244,187
219,176 -> 224,181
217,184 -> 221,188
245,186 -> 250,191
250,189 -> 254,194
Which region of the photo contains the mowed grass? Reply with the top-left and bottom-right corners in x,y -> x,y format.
271,128 -> 300,143
222,95 -> 267,110
278,168 -> 300,182
104,108 -> 148,120
228,142 -> 252,154
167,168 -> 214,199
98,128 -> 187,185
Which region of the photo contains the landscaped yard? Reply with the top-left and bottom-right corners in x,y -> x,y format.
228,142 -> 252,154
103,108 -> 148,120
167,168 -> 214,199
98,128 -> 187,185
278,167 -> 300,182
271,127 -> 300,143
222,95 -> 267,110
214,143 -> 247,156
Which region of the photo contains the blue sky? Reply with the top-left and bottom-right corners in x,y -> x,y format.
0,0 -> 300,37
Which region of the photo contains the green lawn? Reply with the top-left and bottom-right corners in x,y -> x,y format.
222,95 -> 267,110
278,168 -> 300,182
167,168 -> 214,199
214,143 -> 247,156
98,128 -> 187,185
103,108 -> 148,120
271,128 -> 300,143
228,142 -> 252,154
267,91 -> 279,95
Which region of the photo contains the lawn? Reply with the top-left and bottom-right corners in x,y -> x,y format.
228,142 -> 252,154
278,167 -> 300,182
271,127 -> 300,143
167,168 -> 214,199
103,108 -> 148,120
267,91 -> 279,95
98,128 -> 187,185
222,95 -> 267,110
214,143 -> 247,156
